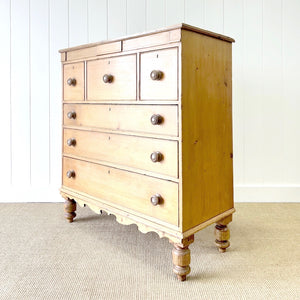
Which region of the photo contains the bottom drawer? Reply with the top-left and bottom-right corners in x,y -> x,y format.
63,157 -> 178,226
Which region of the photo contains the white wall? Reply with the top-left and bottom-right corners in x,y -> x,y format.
0,0 -> 299,203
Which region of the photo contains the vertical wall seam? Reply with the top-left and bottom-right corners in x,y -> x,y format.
261,0 -> 264,181
242,0 -> 245,183
125,0 -> 128,35
281,0 -> 285,180
164,0 -> 166,26
29,0 -> 32,184
68,0 -> 70,47
222,0 -> 224,33
203,0 -> 206,27
106,0 -> 108,39
9,0 -> 12,185
48,0 -> 51,184
261,0 -> 264,76
145,0 -> 147,30
87,0 -> 89,42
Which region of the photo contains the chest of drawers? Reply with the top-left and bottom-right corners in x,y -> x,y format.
59,23 -> 235,281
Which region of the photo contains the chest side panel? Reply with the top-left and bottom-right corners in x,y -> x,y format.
181,30 -> 234,232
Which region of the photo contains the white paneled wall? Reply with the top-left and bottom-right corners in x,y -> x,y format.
1,0 -> 300,202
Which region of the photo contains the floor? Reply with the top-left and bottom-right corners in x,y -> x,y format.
0,202 -> 299,300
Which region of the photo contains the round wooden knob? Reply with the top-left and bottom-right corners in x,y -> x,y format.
67,78 -> 76,86
103,74 -> 113,83
67,111 -> 76,119
150,194 -> 162,206
150,70 -> 163,80
150,114 -> 163,125
150,151 -> 163,162
67,138 -> 76,146
66,170 -> 75,178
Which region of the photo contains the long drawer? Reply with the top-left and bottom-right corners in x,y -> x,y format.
63,157 -> 178,225
63,104 -> 178,137
64,129 -> 178,178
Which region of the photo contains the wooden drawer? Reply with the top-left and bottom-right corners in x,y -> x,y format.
87,55 -> 137,101
140,48 -> 178,100
63,128 -> 178,178
63,62 -> 84,101
63,157 -> 178,225
63,104 -> 178,137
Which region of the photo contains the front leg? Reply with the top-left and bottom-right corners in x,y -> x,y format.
64,198 -> 76,223
170,235 -> 194,281
215,214 -> 232,253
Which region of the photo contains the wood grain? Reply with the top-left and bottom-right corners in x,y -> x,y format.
63,104 -> 178,137
87,54 -> 136,100
96,41 -> 121,55
63,197 -> 76,222
63,62 -> 85,101
215,215 -> 232,253
180,30 -> 234,231
61,187 -> 183,241
63,128 -> 178,178
170,235 -> 194,281
62,157 -> 179,225
140,47 -> 178,100
67,46 -> 97,61
123,29 -> 181,51
60,25 -> 235,281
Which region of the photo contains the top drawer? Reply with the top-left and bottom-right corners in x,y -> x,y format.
140,48 -> 178,101
87,54 -> 137,101
63,62 -> 85,101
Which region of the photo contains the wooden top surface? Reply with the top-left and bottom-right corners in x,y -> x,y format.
59,23 -> 235,53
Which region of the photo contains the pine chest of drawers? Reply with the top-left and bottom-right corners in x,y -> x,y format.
59,23 -> 235,281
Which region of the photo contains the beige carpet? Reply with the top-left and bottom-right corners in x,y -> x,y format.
0,203 -> 299,300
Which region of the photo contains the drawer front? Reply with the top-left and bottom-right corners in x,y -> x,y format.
140,48 -> 178,100
63,157 -> 178,225
64,62 -> 85,101
87,55 -> 137,100
63,104 -> 178,137
64,129 -> 178,178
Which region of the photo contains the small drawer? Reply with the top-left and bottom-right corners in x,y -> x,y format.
63,157 -> 178,225
140,48 -> 178,100
63,129 -> 178,178
63,104 -> 178,137
87,54 -> 137,101
63,62 -> 84,101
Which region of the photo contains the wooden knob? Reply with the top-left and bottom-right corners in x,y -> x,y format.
103,74 -> 113,83
150,151 -> 163,162
66,170 -> 75,178
150,194 -> 162,206
150,114 -> 163,125
150,70 -> 163,80
67,78 -> 76,86
67,111 -> 76,119
67,138 -> 76,146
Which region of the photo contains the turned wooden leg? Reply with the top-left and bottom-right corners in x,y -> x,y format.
215,215 -> 232,253
170,235 -> 194,281
64,198 -> 76,223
